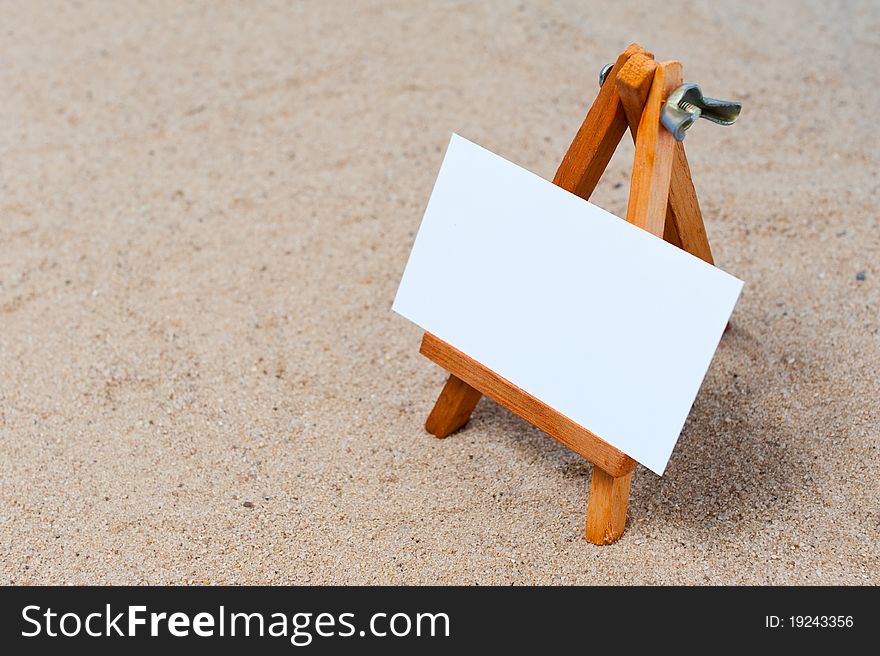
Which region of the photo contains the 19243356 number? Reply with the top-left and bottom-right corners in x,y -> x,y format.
765,616 -> 854,628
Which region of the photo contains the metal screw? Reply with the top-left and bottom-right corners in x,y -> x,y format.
599,63 -> 613,87
661,83 -> 741,141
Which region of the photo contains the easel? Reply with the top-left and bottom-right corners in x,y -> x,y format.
418,44 -> 737,544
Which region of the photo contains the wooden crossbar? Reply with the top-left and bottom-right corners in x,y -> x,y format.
421,333 -> 636,477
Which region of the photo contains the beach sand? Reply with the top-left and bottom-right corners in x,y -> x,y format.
1,0 -> 877,584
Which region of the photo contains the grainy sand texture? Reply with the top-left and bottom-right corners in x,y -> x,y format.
1,1 -> 878,584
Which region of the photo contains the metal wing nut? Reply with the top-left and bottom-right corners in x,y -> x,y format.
660,83 -> 742,141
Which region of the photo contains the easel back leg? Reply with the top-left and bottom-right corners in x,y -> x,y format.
667,143 -> 714,264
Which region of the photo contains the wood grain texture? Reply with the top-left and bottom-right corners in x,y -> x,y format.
662,204 -> 684,248
420,333 -> 637,477
585,467 -> 633,544
424,373 -> 482,438
551,43 -> 651,198
615,52 -> 656,131
667,143 -> 714,264
624,60 -> 683,238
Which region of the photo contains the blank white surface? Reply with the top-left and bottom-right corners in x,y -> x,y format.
393,134 -> 743,475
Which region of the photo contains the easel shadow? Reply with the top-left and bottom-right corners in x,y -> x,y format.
630,324 -> 809,539
467,323 -> 809,541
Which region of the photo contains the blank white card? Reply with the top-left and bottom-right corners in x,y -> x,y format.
393,134 -> 743,474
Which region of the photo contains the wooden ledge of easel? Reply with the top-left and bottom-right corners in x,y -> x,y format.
420,332 -> 637,478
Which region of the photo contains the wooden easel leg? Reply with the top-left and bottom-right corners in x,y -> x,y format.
424,373 -> 482,438
585,467 -> 633,545
624,60 -> 683,236
552,43 -> 651,197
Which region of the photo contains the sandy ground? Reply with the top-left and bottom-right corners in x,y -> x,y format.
1,1 -> 878,585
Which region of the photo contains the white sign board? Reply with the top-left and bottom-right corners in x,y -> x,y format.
393,134 -> 743,474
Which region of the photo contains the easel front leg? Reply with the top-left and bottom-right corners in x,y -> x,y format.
616,54 -> 714,264
424,373 -> 482,438
625,60 -> 683,236
585,466 -> 634,545
552,43 -> 650,198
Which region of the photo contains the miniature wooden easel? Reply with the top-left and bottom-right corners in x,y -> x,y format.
419,44 -> 728,544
